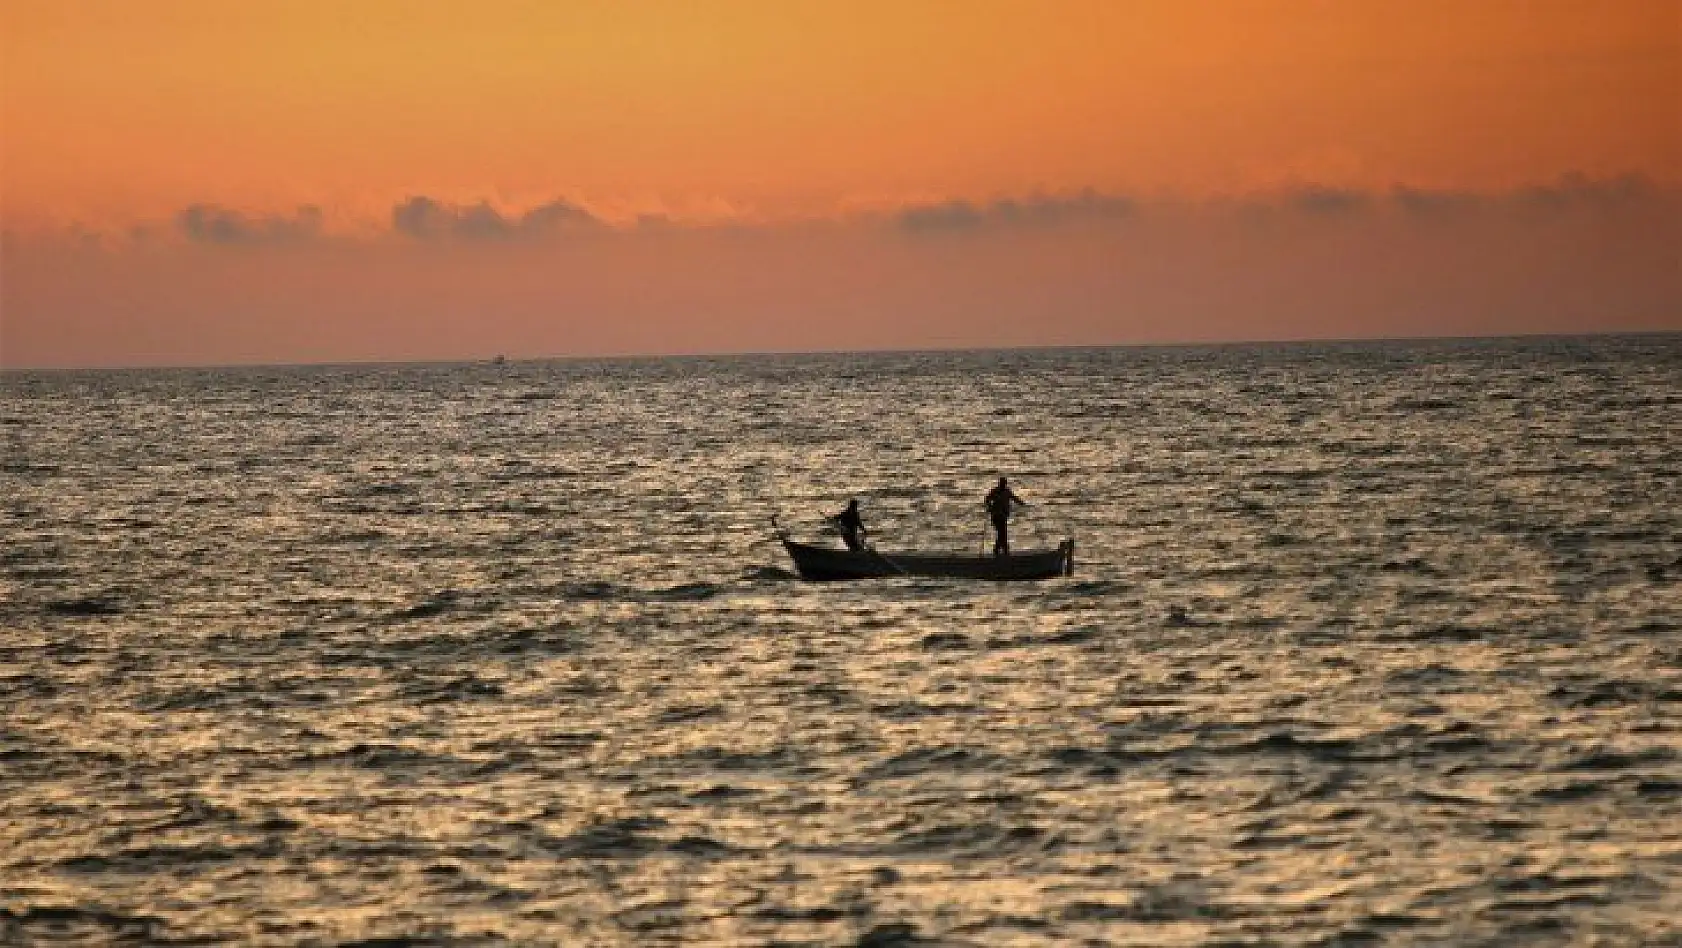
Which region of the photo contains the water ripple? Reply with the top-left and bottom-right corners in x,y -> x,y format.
1,338 -> 1679,944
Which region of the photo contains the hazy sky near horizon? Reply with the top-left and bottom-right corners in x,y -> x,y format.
3,0 -> 1678,367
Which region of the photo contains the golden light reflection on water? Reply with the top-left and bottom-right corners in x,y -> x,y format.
1,341 -> 1679,944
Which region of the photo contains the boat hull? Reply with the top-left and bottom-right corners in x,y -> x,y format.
781,538 -> 1073,581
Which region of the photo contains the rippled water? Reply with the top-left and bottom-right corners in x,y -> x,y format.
2,336 -> 1679,945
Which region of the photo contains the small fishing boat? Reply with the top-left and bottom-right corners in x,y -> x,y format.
775,521 -> 1074,581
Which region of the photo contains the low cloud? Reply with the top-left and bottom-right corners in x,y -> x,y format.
391,196 -> 599,240
1286,185 -> 1370,216
177,204 -> 322,244
10,172 -> 1677,369
1514,171 -> 1662,211
1246,173 -> 1675,220
1388,172 -> 1667,218
895,189 -> 1135,234
1389,186 -> 1483,216
38,174 -> 1682,252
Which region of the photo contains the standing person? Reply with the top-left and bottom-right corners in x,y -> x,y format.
831,498 -> 867,552
985,477 -> 1026,556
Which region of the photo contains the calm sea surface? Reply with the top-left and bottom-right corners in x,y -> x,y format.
2,337 -> 1679,946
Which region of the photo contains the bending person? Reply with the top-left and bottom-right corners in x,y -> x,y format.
831,498 -> 867,552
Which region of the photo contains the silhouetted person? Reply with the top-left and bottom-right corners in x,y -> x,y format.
832,498 -> 867,552
985,477 -> 1026,556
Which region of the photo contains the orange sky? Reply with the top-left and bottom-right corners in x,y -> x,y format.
2,1 -> 1678,366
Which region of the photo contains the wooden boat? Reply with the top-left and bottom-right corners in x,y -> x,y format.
777,528 -> 1074,582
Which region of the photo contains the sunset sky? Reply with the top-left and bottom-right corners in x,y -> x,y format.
3,0 -> 1678,368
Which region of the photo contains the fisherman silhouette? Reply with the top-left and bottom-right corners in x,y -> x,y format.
831,498 -> 867,552
984,477 -> 1026,556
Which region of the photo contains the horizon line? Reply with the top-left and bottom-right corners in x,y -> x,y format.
3,328 -> 1677,375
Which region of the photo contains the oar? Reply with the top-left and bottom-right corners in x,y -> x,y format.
862,538 -> 908,576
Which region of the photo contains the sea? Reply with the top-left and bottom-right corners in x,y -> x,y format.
1,335 -> 1678,946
